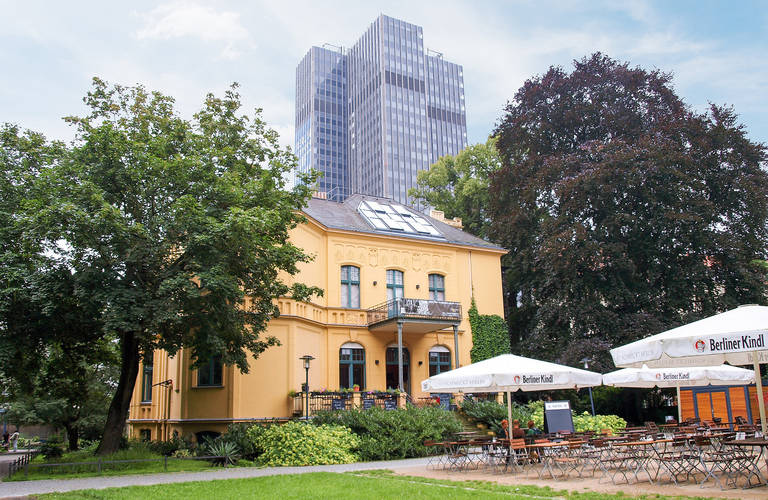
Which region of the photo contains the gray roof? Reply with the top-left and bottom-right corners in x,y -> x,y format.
303,194 -> 506,252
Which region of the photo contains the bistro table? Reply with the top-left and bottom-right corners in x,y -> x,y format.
527,441 -> 572,479
612,439 -> 670,484
722,439 -> 768,488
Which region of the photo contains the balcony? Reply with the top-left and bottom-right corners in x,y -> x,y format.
367,298 -> 462,334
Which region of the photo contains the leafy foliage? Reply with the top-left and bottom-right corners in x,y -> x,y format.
528,401 -> 626,433
203,440 -> 241,466
491,53 -> 768,368
409,138 -> 501,239
217,422 -> 262,461
460,397 -> 531,435
312,406 -> 462,461
250,421 -> 359,466
1,79 -> 322,454
468,299 -> 510,362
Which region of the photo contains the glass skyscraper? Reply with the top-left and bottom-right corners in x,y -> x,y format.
295,14 -> 467,206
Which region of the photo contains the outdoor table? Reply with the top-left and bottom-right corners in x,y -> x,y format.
528,441 -> 571,479
723,439 -> 768,488
612,439 -> 666,484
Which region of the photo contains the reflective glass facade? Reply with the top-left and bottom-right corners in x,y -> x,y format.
295,15 -> 467,207
295,46 -> 348,202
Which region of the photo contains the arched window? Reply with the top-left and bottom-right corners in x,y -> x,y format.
429,345 -> 451,376
341,266 -> 360,308
428,274 -> 445,301
386,269 -> 404,300
339,342 -> 365,389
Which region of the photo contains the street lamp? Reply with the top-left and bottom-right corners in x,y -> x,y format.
581,358 -> 596,416
300,355 -> 315,421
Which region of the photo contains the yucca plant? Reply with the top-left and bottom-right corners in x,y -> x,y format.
205,440 -> 240,466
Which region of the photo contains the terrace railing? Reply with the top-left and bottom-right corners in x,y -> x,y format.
366,298 -> 461,326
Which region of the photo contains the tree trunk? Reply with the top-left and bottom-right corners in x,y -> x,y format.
96,331 -> 141,455
64,422 -> 79,451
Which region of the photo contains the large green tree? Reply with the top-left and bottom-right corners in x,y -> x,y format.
408,138 -> 501,240
491,53 -> 768,369
2,79 -> 321,454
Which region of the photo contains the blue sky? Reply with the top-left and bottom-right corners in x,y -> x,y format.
2,1 -> 766,150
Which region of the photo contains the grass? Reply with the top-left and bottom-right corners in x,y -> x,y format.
38,470 -> 727,500
4,447 -> 215,481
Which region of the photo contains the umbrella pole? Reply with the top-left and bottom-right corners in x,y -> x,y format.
506,391 -> 513,432
752,352 -> 767,435
676,385 -> 682,423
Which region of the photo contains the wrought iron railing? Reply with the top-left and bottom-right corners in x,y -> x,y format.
292,391 -> 400,416
366,298 -> 461,326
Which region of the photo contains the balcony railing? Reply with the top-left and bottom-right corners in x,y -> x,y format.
367,298 -> 461,326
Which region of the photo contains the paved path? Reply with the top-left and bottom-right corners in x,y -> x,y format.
0,457 -> 431,498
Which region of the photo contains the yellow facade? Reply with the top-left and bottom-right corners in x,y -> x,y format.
127,197 -> 506,441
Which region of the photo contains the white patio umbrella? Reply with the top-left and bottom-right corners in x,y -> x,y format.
610,304 -> 768,433
421,354 -> 603,428
603,364 -> 755,422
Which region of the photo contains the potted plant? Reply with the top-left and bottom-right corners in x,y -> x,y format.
352,384 -> 360,391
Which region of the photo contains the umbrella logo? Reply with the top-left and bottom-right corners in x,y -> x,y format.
694,340 -> 706,352
655,373 -> 661,380
514,375 -> 521,384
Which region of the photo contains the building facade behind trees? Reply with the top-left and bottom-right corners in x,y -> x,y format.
127,195 -> 504,441
295,14 -> 467,206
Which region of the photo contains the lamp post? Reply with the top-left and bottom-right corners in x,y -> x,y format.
300,355 -> 315,421
581,358 -> 596,416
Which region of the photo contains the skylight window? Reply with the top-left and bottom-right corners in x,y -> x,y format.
357,200 -> 443,238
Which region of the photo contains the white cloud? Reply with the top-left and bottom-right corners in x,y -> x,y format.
135,1 -> 252,59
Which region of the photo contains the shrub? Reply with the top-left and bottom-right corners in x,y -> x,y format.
218,422 -> 263,460
313,406 -> 462,461
40,438 -> 65,460
204,440 -> 240,466
528,401 -> 626,433
460,397 -> 532,435
146,435 -> 193,457
253,421 -> 359,466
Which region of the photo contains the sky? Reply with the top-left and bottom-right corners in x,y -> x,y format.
2,1 -> 767,152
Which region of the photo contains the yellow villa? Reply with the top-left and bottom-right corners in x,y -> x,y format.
127,194 -> 506,441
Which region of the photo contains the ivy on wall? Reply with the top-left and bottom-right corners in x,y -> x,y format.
468,299 -> 511,362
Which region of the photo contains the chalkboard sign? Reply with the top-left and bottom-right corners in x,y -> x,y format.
362,398 -> 375,410
436,393 -> 452,411
331,398 -> 346,411
544,400 -> 574,434
383,398 -> 397,410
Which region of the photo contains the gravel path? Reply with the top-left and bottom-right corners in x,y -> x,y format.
0,457 -> 431,498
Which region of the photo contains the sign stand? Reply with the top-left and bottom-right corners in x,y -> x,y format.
544,400 -> 574,434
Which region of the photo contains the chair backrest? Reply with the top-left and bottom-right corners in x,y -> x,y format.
645,421 -> 659,432
600,428 -> 613,436
509,438 -> 527,450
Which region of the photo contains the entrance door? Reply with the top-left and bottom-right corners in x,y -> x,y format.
386,347 -> 410,393
694,388 -> 732,424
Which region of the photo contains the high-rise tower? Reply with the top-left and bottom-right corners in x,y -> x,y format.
295,14 -> 467,206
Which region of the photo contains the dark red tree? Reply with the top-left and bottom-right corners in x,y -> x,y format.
491,53 -> 768,368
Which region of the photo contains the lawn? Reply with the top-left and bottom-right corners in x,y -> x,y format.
39,470 -> 722,500
4,449 -> 216,481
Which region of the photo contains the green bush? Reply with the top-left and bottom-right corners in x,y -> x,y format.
460,397 -> 532,435
146,435 -> 194,456
251,421 -> 359,466
313,406 -> 462,461
40,439 -> 64,460
204,440 -> 240,466
217,422 -> 264,460
528,401 -> 626,433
